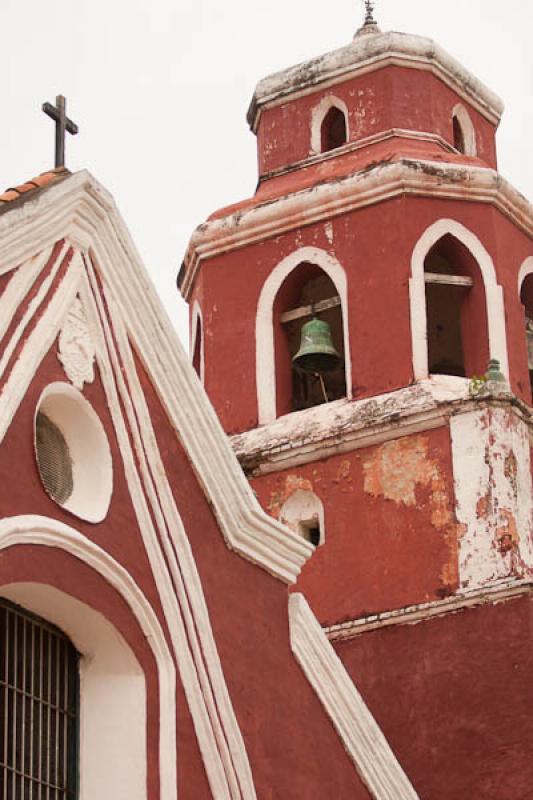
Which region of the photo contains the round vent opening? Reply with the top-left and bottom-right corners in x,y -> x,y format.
34,383 -> 113,523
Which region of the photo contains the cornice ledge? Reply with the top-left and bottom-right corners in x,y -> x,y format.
289,593 -> 420,799
231,378 -> 532,475
181,159 -> 533,300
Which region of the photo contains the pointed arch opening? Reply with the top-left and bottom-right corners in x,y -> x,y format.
190,302 -> 205,384
321,107 -> 348,153
279,489 -> 325,547
256,247 -> 351,424
519,266 -> 533,400
451,104 -> 477,157
424,234 -> 489,378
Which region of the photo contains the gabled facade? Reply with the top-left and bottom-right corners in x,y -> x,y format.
0,168 -> 421,798
181,19 -> 533,798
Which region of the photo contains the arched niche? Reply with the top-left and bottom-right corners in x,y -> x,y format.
311,96 -> 349,156
409,219 -> 508,382
452,104 -> 477,157
190,301 -> 205,383
256,247 -> 352,424
279,489 -> 325,547
0,515 -> 177,800
518,257 -> 533,401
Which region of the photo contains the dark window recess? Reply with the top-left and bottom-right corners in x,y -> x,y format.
426,282 -> 467,377
304,526 -> 321,547
520,274 -> 533,401
321,107 -> 347,153
0,599 -> 79,799
192,321 -> 203,379
35,412 -> 73,505
453,115 -> 465,154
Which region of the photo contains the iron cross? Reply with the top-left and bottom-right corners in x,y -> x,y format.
42,95 -> 79,169
363,0 -> 377,25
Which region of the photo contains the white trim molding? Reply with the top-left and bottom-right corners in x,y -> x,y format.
409,218 -> 509,380
518,256 -> 533,293
289,594 -> 420,800
452,103 -> 477,157
181,159 -> 533,301
255,246 -> 352,424
0,515 -> 177,800
310,95 -> 349,155
247,30 -> 503,131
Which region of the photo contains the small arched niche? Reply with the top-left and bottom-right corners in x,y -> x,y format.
452,105 -> 477,157
274,263 -> 347,416
424,234 -> 489,378
321,106 -> 348,153
35,383 -> 113,523
519,272 -> 533,400
279,489 -> 325,547
191,303 -> 204,383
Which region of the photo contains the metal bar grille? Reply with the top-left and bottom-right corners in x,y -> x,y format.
0,599 -> 79,799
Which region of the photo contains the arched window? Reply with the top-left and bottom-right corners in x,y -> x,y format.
520,273 -> 533,399
274,263 -> 346,415
190,302 -> 204,383
1,598 -> 79,798
451,105 -> 477,157
280,489 -> 325,547
321,106 -> 348,153
424,234 -> 489,377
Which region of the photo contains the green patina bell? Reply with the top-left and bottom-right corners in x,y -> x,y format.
292,318 -> 341,374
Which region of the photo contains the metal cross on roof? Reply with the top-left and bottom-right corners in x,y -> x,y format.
42,95 -> 79,169
363,0 -> 377,26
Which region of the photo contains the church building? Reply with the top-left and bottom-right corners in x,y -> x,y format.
2,6 -> 533,799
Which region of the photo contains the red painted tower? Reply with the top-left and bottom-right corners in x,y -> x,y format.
181,13 -> 533,797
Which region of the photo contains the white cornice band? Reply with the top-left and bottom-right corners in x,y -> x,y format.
181,159 -> 533,300
289,594 -> 420,799
247,31 -> 504,131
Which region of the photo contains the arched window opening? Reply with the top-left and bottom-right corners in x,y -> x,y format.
519,274 -> 533,399
192,317 -> 203,379
424,235 -> 489,378
453,114 -> 465,154
321,106 -> 347,153
280,489 -> 325,547
274,263 -> 346,415
0,598 -> 79,798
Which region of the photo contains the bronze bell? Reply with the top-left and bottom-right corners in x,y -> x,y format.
292,318 -> 342,374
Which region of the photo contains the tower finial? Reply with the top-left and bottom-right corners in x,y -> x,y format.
363,0 -> 377,26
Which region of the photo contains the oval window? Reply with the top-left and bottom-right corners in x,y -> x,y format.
34,383 -> 113,523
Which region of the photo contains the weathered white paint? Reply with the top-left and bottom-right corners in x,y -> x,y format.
280,489 -> 325,545
310,95 -> 349,155
247,30 -> 503,131
58,295 -> 96,389
256,246 -> 351,424
451,408 -> 533,591
36,382 -> 113,524
190,300 -> 205,384
518,255 -> 533,293
0,515 -> 177,800
409,218 -> 509,381
452,103 -> 477,157
182,160 -> 533,300
289,593 -> 420,800
0,247 -> 54,340
1,583 -> 146,800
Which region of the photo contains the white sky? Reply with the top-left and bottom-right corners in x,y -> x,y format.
1,0 -> 532,347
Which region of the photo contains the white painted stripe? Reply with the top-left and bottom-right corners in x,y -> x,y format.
105,285 -> 258,799
0,244 -> 70,382
0,247 -> 54,343
289,594 -> 420,800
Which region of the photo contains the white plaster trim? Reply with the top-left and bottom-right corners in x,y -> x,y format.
190,300 -> 205,384
518,256 -> 533,292
100,280 -> 258,799
248,31 -> 503,130
409,218 -> 509,380
0,246 -> 54,340
325,577 -> 533,642
0,170 -> 312,584
452,103 -> 477,157
256,246 -> 352,424
0,515 -> 177,800
181,159 -> 533,301
289,593 -> 419,800
310,95 -> 349,156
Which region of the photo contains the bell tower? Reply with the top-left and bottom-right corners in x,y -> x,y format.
180,14 -> 533,792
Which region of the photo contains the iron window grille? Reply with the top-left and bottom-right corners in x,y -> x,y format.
0,598 -> 79,799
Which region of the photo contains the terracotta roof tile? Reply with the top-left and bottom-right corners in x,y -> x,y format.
0,167 -> 70,212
